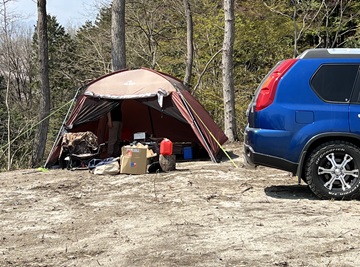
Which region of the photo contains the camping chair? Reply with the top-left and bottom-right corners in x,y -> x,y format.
60,131 -> 105,170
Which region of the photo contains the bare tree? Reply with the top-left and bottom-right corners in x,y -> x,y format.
126,0 -> 175,70
0,0 -> 36,170
222,0 -> 237,141
1,0 -> 12,170
32,0 -> 50,167
183,0 -> 193,87
111,0 -> 126,71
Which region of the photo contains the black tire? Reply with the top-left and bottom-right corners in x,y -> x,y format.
305,141 -> 360,200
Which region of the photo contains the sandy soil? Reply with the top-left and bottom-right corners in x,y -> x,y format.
1,143 -> 360,267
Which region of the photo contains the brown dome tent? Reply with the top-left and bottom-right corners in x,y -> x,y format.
45,68 -> 228,167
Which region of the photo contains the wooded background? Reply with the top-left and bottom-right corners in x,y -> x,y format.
0,0 -> 359,170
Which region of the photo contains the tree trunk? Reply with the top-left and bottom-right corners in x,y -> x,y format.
5,71 -> 11,170
222,0 -> 237,142
1,0 -> 12,170
32,0 -> 50,167
183,0 -> 193,88
111,0 -> 126,71
292,0 -> 298,57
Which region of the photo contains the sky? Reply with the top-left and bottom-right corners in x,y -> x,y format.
8,0 -> 111,28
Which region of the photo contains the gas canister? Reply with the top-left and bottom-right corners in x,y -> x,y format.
160,138 -> 173,155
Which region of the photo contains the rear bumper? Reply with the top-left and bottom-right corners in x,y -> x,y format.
243,141 -> 298,175
243,143 -> 257,168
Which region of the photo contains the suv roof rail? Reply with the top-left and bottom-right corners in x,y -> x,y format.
298,48 -> 360,59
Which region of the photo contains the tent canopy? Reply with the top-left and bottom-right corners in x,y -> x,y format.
84,68 -> 183,99
46,68 -> 227,167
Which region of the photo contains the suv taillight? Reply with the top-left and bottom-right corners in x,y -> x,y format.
255,59 -> 298,111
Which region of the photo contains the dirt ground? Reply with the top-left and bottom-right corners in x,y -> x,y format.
1,142 -> 360,267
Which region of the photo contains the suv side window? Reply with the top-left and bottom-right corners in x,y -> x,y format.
311,64 -> 359,103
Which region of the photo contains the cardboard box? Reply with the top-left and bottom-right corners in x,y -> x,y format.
120,145 -> 148,175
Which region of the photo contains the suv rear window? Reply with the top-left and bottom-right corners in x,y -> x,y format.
311,64 -> 359,102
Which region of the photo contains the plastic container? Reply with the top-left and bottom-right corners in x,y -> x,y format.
160,138 -> 173,155
183,147 -> 193,160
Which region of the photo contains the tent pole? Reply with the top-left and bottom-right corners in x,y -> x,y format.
176,89 -> 217,162
44,86 -> 84,168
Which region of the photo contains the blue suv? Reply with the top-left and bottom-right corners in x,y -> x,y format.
244,48 -> 360,200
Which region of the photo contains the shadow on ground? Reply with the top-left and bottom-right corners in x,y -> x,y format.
221,150 -> 240,162
264,184 -> 318,200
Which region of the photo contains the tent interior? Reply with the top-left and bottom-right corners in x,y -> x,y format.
72,97 -> 205,157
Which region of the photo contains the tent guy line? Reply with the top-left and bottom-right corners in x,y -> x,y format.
177,86 -> 238,168
0,99 -> 74,158
44,86 -> 86,167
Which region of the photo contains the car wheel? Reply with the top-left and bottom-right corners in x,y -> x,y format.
305,141 -> 360,200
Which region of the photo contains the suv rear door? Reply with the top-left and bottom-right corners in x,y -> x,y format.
311,64 -> 359,134
349,65 -> 360,134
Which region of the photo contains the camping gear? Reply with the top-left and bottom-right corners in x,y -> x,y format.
92,158 -> 120,175
88,157 -> 116,170
120,145 -> 148,174
183,146 -> 193,160
60,131 -> 105,170
160,138 -> 173,155
148,162 -> 162,173
133,132 -> 148,141
45,68 -> 227,168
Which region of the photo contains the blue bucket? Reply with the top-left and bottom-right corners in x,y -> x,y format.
183,147 -> 193,160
